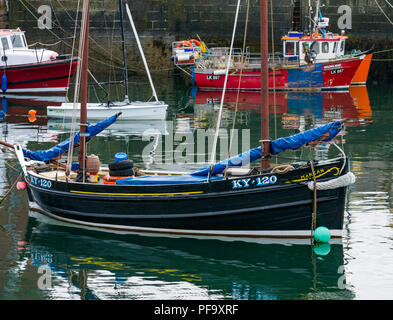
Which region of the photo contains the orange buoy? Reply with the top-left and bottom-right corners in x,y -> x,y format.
28,115 -> 37,123
28,109 -> 37,116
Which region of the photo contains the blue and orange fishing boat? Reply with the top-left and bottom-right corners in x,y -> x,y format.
173,0 -> 372,91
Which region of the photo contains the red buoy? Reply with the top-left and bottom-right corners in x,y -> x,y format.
16,180 -> 27,191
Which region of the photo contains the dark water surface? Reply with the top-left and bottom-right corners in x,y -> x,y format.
0,75 -> 391,300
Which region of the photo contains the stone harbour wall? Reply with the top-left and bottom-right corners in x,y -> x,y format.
3,0 -> 393,81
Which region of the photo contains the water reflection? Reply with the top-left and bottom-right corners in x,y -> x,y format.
191,86 -> 372,129
11,216 -> 354,300
3,83 -> 392,300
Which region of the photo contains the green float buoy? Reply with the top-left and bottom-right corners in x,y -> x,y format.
313,226 -> 331,243
313,242 -> 331,256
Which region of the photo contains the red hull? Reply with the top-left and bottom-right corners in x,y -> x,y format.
1,57 -> 79,95
194,57 -> 362,91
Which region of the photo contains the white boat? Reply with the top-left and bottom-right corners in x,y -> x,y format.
47,0 -> 167,120
47,100 -> 168,120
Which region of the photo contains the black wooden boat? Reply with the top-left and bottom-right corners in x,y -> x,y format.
7,0 -> 355,240
23,156 -> 348,238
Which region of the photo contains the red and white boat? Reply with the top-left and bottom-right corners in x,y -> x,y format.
0,28 -> 78,95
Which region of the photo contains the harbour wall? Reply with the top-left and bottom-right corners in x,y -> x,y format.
4,0 -> 393,82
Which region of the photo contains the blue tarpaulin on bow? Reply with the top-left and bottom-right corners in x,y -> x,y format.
191,147 -> 262,176
269,120 -> 343,155
23,114 -> 119,162
190,120 -> 343,176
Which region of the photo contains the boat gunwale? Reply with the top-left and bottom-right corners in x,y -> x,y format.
25,157 -> 346,200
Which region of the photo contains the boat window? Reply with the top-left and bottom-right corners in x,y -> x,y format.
11,35 -> 24,48
340,40 -> 345,54
333,42 -> 338,54
321,42 -> 329,53
1,37 -> 9,50
302,42 -> 310,53
22,34 -> 27,47
284,41 -> 298,56
310,42 -> 319,54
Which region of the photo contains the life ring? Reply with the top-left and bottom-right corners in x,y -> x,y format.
188,39 -> 201,46
177,40 -> 193,48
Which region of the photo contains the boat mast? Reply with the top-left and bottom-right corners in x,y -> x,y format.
79,0 -> 91,181
125,3 -> 159,102
119,0 -> 129,103
260,0 -> 270,170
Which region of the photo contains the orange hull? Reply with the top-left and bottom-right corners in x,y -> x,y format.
351,53 -> 373,85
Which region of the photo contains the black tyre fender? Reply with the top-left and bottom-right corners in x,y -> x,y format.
108,160 -> 134,171
109,167 -> 135,177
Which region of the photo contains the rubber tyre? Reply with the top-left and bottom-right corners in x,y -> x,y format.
109,168 -> 135,177
108,160 -> 134,171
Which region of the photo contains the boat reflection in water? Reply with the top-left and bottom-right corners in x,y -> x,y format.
0,94 -> 66,125
18,214 -> 354,300
192,86 -> 372,129
47,118 -> 168,137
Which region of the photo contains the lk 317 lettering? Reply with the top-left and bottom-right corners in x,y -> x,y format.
231,175 -> 277,190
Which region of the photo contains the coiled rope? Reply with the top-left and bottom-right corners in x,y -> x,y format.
306,171 -> 356,191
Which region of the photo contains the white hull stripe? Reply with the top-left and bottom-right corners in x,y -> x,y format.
30,205 -> 342,239
1,87 -> 68,93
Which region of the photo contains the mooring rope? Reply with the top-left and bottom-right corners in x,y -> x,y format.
0,172 -> 22,206
309,161 -> 317,240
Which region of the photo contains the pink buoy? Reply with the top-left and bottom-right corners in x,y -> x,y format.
16,180 -> 27,191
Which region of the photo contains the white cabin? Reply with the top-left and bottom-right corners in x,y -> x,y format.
0,29 -> 59,67
282,31 -> 348,64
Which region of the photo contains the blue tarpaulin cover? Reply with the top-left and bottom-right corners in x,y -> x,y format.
23,114 -> 119,162
190,120 -> 342,177
115,174 -> 224,185
116,121 -> 343,185
191,147 -> 262,176
269,120 -> 342,155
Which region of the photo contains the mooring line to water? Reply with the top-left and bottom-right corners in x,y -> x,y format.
0,172 -> 23,206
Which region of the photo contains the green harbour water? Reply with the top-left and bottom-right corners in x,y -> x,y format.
0,75 -> 392,300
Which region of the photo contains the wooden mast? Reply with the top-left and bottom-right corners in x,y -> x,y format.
79,0 -> 90,181
260,0 -> 270,169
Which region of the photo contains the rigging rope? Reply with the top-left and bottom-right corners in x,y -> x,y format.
225,0 -> 251,178
375,0 -> 393,26
209,0 -> 242,179
65,0 -> 88,176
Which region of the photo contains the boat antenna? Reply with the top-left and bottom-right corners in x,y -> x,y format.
260,0 -> 270,170
308,0 -> 313,34
119,0 -> 129,103
125,3 -> 159,102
